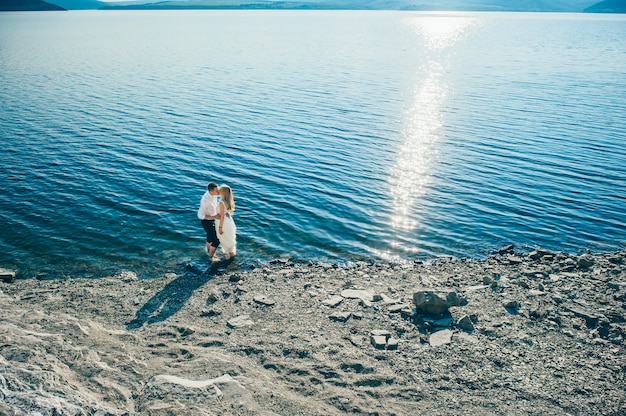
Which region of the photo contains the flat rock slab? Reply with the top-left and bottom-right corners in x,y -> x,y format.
387,304 -> 409,313
507,255 -> 524,264
253,296 -> 275,306
322,295 -> 344,307
341,289 -> 375,302
227,315 -> 254,329
429,329 -> 453,347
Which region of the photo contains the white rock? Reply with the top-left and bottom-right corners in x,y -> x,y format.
429,329 -> 453,347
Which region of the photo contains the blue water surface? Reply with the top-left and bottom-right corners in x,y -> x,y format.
1,11 -> 625,278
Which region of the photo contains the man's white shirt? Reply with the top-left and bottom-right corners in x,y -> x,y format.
197,191 -> 218,220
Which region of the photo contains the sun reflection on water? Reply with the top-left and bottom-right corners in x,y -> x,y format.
385,15 -> 477,257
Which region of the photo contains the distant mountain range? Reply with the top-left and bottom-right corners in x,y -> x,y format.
2,0 -> 624,13
584,0 -> 626,11
0,0 -> 65,10
99,0 -> 602,12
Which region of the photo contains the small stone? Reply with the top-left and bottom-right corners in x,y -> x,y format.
0,268 -> 16,283
229,274 -> 242,283
400,308 -> 415,318
371,335 -> 387,349
119,271 -> 138,282
465,284 -> 489,292
507,255 -> 523,265
457,315 -> 475,333
322,295 -> 344,307
387,304 -> 406,313
565,306 -> 599,327
200,309 -> 221,318
503,299 -> 521,311
371,329 -> 392,338
227,315 -> 254,329
498,245 -> 514,255
329,312 -> 352,322
528,249 -> 552,261
341,289 -> 375,303
577,254 -> 595,270
349,335 -> 367,347
386,337 -> 399,350
413,289 -> 467,315
206,292 -> 220,305
253,296 -> 275,306
529,303 -> 547,320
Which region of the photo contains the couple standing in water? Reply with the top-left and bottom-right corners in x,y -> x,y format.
197,182 -> 236,261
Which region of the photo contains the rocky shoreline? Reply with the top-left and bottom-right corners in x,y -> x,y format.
1,247 -> 625,415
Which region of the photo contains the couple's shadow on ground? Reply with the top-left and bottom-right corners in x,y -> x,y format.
126,259 -> 235,330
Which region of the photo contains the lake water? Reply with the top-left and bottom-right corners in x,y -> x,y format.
1,10 -> 625,278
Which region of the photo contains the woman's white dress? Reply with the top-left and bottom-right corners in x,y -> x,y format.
215,202 -> 236,255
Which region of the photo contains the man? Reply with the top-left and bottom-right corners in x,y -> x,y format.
197,182 -> 221,260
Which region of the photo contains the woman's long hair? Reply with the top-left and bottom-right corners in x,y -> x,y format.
220,185 -> 235,213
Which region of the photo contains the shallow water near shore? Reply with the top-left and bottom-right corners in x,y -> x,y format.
1,11 -> 625,278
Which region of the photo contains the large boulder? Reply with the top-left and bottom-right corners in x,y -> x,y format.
413,289 -> 467,315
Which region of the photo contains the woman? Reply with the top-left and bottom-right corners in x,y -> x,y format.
215,185 -> 236,259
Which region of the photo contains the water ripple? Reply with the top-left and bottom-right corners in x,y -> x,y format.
1,11 -> 625,277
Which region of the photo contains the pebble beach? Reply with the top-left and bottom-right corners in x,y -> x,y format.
1,247 -> 625,415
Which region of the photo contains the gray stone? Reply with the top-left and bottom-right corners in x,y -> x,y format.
503,299 -> 521,311
387,304 -> 408,313
341,289 -> 374,303
386,337 -> 399,350
369,330 -> 398,350
227,315 -> 254,329
322,295 -> 344,307
329,312 -> 352,322
577,254 -> 595,270
429,329 -> 453,347
465,284 -> 489,292
253,296 -> 275,306
0,268 -> 15,283
371,329 -> 392,338
400,308 -> 415,318
206,291 -> 220,305
565,306 -> 599,327
498,245 -> 514,255
370,335 -> 387,349
529,249 -> 552,261
413,289 -> 468,315
349,335 -> 367,347
507,255 -> 524,265
457,315 -> 475,333
380,294 -> 400,304
529,303 -> 547,320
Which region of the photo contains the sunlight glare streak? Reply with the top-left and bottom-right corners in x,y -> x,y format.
389,16 -> 476,236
